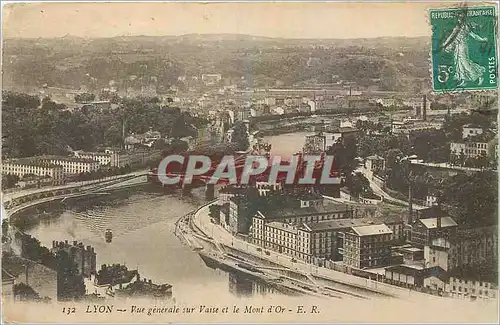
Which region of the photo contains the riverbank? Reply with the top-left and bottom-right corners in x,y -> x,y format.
187,200 -> 446,302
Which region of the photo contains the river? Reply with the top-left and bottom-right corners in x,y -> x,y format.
15,133 -> 311,302
9,132 -> 499,323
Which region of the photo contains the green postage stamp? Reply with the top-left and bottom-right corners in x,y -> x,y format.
430,5 -> 498,93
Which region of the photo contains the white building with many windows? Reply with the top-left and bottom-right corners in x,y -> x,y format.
2,160 -> 64,181
33,156 -> 100,175
450,141 -> 490,159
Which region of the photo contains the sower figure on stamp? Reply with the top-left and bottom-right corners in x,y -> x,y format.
442,10 -> 488,87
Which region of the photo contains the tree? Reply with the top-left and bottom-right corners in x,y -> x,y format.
170,112 -> 196,139
348,172 -> 371,199
20,235 -> 56,269
208,205 -> 221,222
2,174 -> 19,190
409,130 -> 449,162
440,171 -> 497,227
13,283 -> 41,301
74,93 -> 96,103
1,91 -> 206,156
231,121 -> 249,151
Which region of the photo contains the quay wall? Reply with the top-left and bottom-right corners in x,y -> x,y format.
190,201 -> 434,302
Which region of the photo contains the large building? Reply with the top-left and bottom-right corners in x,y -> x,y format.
252,199 -> 354,234
299,218 -> 374,262
257,218 -> 376,263
109,149 -> 162,168
422,238 -> 497,300
2,160 -> 64,181
450,133 -> 497,159
410,216 -> 458,247
32,156 -> 100,175
342,224 -> 393,269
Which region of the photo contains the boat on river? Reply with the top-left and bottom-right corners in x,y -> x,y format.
105,229 -> 113,243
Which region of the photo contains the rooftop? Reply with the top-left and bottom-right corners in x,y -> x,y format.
4,158 -> 60,169
74,151 -> 111,156
366,155 -> 384,160
400,247 -> 423,253
266,203 -> 351,219
34,155 -> 97,164
418,216 -> 458,229
385,264 -> 423,276
351,224 -> 392,236
302,218 -> 373,232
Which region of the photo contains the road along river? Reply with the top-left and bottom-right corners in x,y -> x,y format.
14,185 -> 283,302
9,133 -> 311,303
7,132 -> 499,323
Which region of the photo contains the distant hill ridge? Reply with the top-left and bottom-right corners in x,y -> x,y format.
3,34 -> 430,93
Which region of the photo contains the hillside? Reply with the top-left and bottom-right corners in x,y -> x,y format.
2,34 -> 430,92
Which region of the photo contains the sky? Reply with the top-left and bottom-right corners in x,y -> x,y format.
2,1 -> 468,39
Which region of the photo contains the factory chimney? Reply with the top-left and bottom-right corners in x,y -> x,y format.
122,119 -> 126,149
